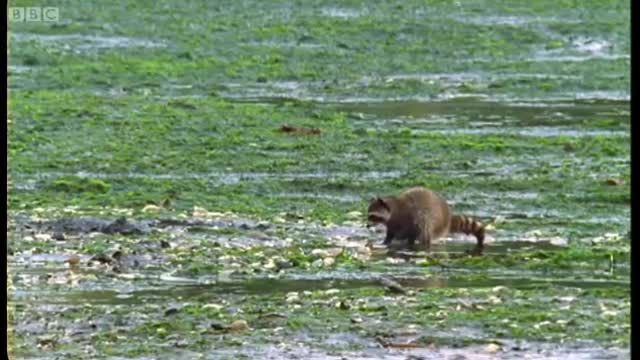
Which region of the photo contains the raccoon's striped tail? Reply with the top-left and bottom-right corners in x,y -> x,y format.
449,215 -> 485,251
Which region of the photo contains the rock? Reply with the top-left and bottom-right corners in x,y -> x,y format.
311,249 -> 329,257
193,206 -> 210,217
605,178 -> 624,186
256,313 -> 288,328
226,319 -> 249,332
142,204 -> 162,212
263,259 -> 277,270
385,257 -> 405,264
323,257 -> 335,266
256,221 -> 270,230
378,276 -> 406,294
164,307 -> 180,316
484,343 -> 502,353
170,338 -> 189,348
286,292 -> 300,303
210,321 -> 226,330
275,260 -> 293,270
37,337 -> 57,350
34,233 -> 52,241
202,303 -> 223,311
66,255 -> 81,266
52,232 -> 65,241
492,286 -> 507,293
493,215 -> 506,224
90,253 -> 113,264
325,248 -> 343,257
325,289 -> 340,296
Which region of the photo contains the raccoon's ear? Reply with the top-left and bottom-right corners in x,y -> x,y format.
368,196 -> 382,204
376,197 -> 390,210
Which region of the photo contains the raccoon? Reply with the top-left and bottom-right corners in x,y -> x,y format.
367,187 -> 485,254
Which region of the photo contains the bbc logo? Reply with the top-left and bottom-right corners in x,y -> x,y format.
9,7 -> 59,22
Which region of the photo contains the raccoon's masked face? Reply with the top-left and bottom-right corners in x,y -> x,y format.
367,197 -> 391,227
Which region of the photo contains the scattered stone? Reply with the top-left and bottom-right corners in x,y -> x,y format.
52,232 -> 65,241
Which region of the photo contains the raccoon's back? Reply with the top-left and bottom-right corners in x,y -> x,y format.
400,187 -> 451,238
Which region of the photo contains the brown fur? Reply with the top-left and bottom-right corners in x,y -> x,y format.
367,187 -> 485,254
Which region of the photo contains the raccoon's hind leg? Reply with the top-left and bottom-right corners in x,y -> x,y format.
416,230 -> 431,253
467,228 -> 485,256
